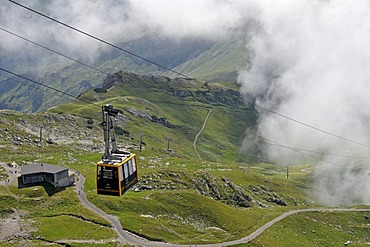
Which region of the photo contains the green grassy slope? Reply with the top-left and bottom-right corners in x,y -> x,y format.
50,71 -> 256,162
0,73 -> 369,246
0,55 -> 159,112
249,211 -> 370,247
172,35 -> 250,82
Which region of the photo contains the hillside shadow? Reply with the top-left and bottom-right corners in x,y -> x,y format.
17,177 -> 67,196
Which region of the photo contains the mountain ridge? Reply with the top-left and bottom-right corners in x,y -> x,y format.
99,71 -> 245,108
0,34 -> 248,112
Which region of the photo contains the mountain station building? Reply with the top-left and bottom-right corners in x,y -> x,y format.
20,163 -> 75,188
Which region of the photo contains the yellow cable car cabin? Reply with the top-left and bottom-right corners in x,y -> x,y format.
97,104 -> 139,196
97,153 -> 138,196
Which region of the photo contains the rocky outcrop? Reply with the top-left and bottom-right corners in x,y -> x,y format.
222,177 -> 253,207
102,73 -> 125,89
192,173 -> 222,200
135,170 -> 288,208
249,185 -> 287,207
101,71 -> 245,107
0,111 -> 105,152
136,170 -> 255,208
150,115 -> 180,129
123,107 -> 180,129
135,171 -> 189,192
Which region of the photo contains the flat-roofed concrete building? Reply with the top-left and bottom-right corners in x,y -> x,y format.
21,163 -> 75,188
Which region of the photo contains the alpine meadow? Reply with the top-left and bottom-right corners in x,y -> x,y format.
0,1 -> 370,246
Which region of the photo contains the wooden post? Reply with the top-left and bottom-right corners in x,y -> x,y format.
139,134 -> 143,151
286,165 -> 289,179
39,126 -> 43,143
167,137 -> 171,151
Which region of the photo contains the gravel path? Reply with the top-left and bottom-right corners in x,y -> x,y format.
0,162 -> 20,186
2,163 -> 368,246
0,163 -> 34,242
193,108 -> 212,160
75,172 -> 370,247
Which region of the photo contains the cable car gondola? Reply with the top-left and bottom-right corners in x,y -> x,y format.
96,104 -> 139,196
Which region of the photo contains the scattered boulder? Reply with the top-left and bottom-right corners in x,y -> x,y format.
222,177 -> 253,207
93,88 -> 108,93
151,115 -> 180,129
266,192 -> 287,206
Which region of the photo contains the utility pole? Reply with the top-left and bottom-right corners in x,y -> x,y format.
139,134 -> 143,151
167,137 -> 171,151
286,165 -> 289,179
39,126 -> 43,143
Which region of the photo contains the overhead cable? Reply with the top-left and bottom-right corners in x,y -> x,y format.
0,67 -> 97,107
265,142 -> 370,159
248,131 -> 347,168
0,27 -> 109,76
248,102 -> 370,149
8,0 -> 192,80
0,74 -> 56,95
0,26 -> 132,103
7,0 -> 370,150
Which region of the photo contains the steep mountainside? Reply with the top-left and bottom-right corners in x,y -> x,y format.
51,71 -> 257,162
101,71 -> 245,107
1,71 -> 369,246
0,35 -> 247,112
172,34 -> 250,82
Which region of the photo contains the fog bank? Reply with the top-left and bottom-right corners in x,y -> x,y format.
238,0 -> 370,206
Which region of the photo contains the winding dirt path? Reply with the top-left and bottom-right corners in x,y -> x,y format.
0,162 -> 20,186
1,164 -> 369,246
75,172 -> 370,247
193,108 -> 212,160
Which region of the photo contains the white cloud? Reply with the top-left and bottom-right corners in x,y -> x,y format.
0,0 -> 253,57
238,0 -> 370,206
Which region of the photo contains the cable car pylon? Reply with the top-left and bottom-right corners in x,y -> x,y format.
96,104 -> 139,196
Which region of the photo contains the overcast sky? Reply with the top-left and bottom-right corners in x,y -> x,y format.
0,0 -> 254,58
